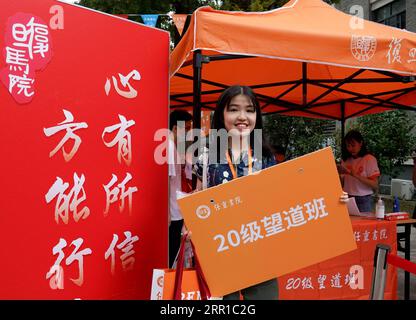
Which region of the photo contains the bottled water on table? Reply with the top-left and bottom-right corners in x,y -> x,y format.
375,197 -> 385,219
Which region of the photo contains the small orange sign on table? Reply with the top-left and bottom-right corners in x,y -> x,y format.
178,147 -> 357,297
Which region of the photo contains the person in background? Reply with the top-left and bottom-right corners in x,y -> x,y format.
181,151 -> 193,193
340,130 -> 380,213
272,145 -> 286,164
168,110 -> 193,268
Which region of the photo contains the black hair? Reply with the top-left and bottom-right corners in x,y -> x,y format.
341,129 -> 369,161
211,85 -> 274,160
272,145 -> 286,155
169,110 -> 192,130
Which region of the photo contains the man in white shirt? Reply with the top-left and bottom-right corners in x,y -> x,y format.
168,110 -> 193,268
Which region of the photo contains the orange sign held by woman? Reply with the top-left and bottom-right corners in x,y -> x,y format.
178,147 -> 357,297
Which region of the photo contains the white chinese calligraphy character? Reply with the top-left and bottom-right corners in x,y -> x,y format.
302,277 -> 314,290
222,201 -> 227,209
284,205 -> 306,229
43,109 -> 88,162
102,114 -> 135,166
261,213 -> 285,237
12,21 -> 34,55
8,62 -> 29,74
240,221 -> 263,244
28,18 -> 49,58
65,238 -> 92,287
363,230 -> 370,242
45,173 -> 90,224
105,231 -> 139,274
345,273 -> 356,286
105,69 -> 141,99
214,203 -> 221,211
372,229 -> 378,241
5,47 -> 29,66
235,196 -> 242,205
103,174 -> 119,216
12,17 -> 49,59
103,173 -> 138,216
117,231 -> 139,271
105,234 -> 119,275
330,273 -> 343,288
380,229 -> 388,240
318,274 -> 327,290
8,73 -> 34,97
304,198 -> 329,221
354,231 -> 361,242
387,38 -> 402,64
46,238 -> 66,290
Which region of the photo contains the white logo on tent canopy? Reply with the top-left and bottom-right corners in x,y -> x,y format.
351,35 -> 377,62
408,48 -> 416,63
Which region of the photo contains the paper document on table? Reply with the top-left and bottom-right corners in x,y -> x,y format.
347,197 -> 361,216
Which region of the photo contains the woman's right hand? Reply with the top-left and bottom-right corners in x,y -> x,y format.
339,191 -> 349,203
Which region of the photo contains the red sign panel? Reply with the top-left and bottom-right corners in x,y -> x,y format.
278,218 -> 397,300
0,0 -> 169,299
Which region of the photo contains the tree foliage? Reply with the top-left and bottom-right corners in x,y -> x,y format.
221,0 -> 288,11
78,0 -> 221,13
76,0 -> 334,44
78,0 -> 171,14
352,111 -> 416,177
77,0 -> 220,46
263,114 -> 332,160
220,0 -> 338,11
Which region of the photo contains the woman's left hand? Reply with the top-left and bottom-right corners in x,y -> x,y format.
348,166 -> 358,177
183,230 -> 192,242
339,191 -> 349,203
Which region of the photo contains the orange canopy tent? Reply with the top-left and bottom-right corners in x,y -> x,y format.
170,0 -> 416,130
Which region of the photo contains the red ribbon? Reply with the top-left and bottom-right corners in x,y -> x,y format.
387,253 -> 416,275
173,236 -> 211,300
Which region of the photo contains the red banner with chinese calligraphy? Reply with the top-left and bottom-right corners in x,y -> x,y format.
278,218 -> 398,299
0,0 -> 169,299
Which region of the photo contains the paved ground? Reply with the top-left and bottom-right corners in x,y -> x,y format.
396,224 -> 416,300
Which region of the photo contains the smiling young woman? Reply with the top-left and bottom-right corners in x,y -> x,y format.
193,85 -> 278,300
340,130 -> 380,213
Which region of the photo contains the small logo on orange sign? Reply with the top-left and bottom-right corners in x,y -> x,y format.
196,205 -> 211,219
157,275 -> 164,287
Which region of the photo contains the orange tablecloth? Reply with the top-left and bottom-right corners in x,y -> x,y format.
278,217 -> 397,299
